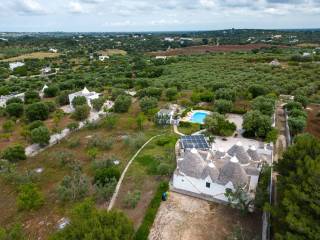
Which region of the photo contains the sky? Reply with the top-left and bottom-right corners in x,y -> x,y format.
0,0 -> 319,32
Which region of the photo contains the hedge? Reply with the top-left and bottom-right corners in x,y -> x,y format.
134,181 -> 169,240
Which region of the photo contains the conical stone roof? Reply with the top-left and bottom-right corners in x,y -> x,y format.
218,156 -> 248,187
227,142 -> 251,164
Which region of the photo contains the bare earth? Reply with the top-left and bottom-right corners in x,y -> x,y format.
149,192 -> 261,240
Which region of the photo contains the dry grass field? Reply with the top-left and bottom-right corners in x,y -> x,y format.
1,52 -> 60,62
97,49 -> 127,56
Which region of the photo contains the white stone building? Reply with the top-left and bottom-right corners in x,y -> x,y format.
0,93 -> 25,107
99,55 -> 110,61
173,136 -> 272,204
68,87 -> 100,110
156,109 -> 175,125
9,62 -> 25,71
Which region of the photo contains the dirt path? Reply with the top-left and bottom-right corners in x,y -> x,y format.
173,125 -> 185,136
107,134 -> 162,211
149,192 -> 261,240
272,102 -> 288,206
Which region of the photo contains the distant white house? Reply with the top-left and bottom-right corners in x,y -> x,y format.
0,93 -> 25,107
269,59 -> 281,67
180,37 -> 193,41
125,90 -> 137,97
99,55 -> 110,61
49,48 -> 58,53
9,62 -> 25,71
155,56 -> 167,60
302,52 -> 311,57
173,135 -> 272,204
41,66 -> 52,75
68,87 -> 100,110
164,37 -> 175,42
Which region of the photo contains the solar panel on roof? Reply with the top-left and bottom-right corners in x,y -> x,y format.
180,135 -> 209,149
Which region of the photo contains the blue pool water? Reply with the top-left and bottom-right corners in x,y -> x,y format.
190,112 -> 209,124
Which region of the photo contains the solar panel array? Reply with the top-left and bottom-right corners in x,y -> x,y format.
181,135 -> 209,149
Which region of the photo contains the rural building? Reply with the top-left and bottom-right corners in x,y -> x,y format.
9,61 -> 25,71
269,59 -> 281,67
173,137 -> 272,204
41,67 -> 52,75
99,55 -> 110,61
68,87 -> 100,110
164,37 -> 175,42
49,48 -> 58,53
156,109 -> 175,125
303,52 -> 311,57
155,56 -> 167,60
0,93 -> 25,107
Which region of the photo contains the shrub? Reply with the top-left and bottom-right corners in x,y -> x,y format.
24,91 -> 40,104
72,105 -> 90,121
50,199 -> 134,240
30,126 -> 50,146
6,103 -> 24,118
44,101 -> 56,113
165,88 -> 178,100
214,99 -> 233,114
157,163 -> 172,176
114,95 -> 131,113
25,102 -> 49,122
6,97 -> 23,105
124,133 -> 147,150
94,167 -> 120,186
91,97 -> 105,111
251,96 -> 275,116
17,183 -> 44,211
294,95 -> 309,108
44,85 -> 59,98
139,96 -> 158,114
57,168 -> 89,202
72,96 -> 87,108
102,114 -> 118,129
86,147 -> 99,161
124,190 -> 141,209
243,110 -> 272,139
2,145 -> 26,162
204,112 -> 236,136
2,120 -> 15,133
155,136 -> 172,146
134,182 -> 169,240
94,178 -> 117,203
56,90 -> 70,106
67,138 -> 81,149
67,122 -> 79,132
285,101 -> 303,112
215,88 -> 236,102
248,84 -> 268,98
0,223 -> 25,240
87,136 -> 114,151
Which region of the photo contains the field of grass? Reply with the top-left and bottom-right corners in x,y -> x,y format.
1,52 -> 60,62
97,49 -> 127,56
113,132 -> 177,229
0,101 -> 169,239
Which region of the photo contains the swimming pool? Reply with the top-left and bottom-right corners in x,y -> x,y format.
190,111 -> 209,124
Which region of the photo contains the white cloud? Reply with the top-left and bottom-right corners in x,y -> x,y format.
199,0 -> 216,9
15,0 -> 46,15
69,1 -> 87,13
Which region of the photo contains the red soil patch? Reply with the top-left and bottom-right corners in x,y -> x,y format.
305,104 -> 320,138
150,44 -> 284,56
